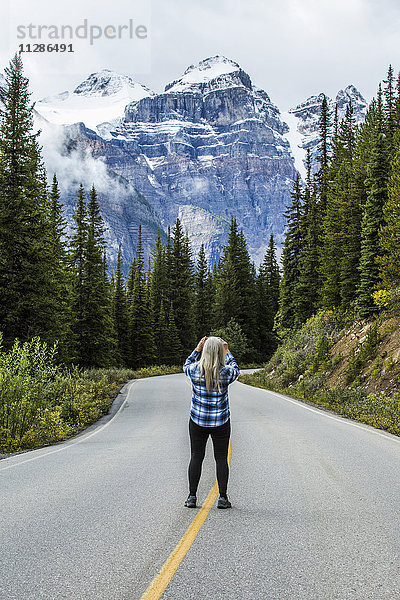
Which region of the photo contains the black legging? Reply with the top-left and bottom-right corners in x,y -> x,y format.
188,417 -> 231,497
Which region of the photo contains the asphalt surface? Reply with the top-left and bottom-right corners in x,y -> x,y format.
0,373 -> 399,599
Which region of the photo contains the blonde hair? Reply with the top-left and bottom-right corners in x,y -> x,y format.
198,336 -> 225,392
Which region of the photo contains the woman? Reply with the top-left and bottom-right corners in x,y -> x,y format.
183,336 -> 240,509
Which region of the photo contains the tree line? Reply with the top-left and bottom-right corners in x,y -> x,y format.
0,53 -> 280,367
275,65 -> 400,338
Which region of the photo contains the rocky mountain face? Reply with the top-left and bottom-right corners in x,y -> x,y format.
1,58 -> 368,273
36,117 -> 167,272
33,56 -> 298,270
282,85 -> 368,176
104,56 -> 297,266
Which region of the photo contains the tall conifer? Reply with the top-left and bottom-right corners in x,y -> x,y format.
0,53 -> 54,347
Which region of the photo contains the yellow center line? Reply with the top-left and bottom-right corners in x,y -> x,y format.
140,379 -> 231,600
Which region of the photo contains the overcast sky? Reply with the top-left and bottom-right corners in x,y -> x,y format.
1,0 -> 400,111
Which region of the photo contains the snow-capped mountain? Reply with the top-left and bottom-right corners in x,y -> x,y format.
282,85 -> 367,177
77,55 -> 296,266
18,57 -> 368,271
36,69 -> 153,139
164,55 -> 252,93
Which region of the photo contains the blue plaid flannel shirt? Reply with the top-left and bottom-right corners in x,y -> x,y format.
183,348 -> 240,427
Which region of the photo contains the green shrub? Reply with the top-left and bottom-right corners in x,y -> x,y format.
0,335 -> 137,454
308,333 -> 332,374
344,320 -> 381,384
371,357 -> 384,378
133,365 -> 182,378
330,352 -> 344,367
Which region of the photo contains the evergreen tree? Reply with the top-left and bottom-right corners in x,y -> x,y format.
81,184 -> 114,367
46,173 -> 73,362
128,224 -> 156,367
319,103 -> 362,310
150,230 -> 168,363
163,301 -> 182,364
210,318 -> 250,364
150,229 -> 167,319
356,87 -> 389,317
294,179 -> 321,322
213,217 -> 257,355
0,53 -> 55,347
256,234 -> 280,358
384,64 -> 396,147
67,184 -> 88,364
395,72 -> 400,127
164,226 -> 174,310
169,218 -> 196,357
262,233 -> 281,315
112,244 -> 130,366
274,174 -> 303,336
377,132 -> 400,290
155,299 -> 169,364
317,94 -> 331,213
194,243 -> 213,338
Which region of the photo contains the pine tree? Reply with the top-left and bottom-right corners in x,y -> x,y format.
163,301 -> 182,365
274,174 -> 303,335
0,52 -> 55,347
128,224 -> 156,367
317,94 -> 331,213
356,87 -> 389,317
46,173 -> 73,361
256,234 -> 280,358
112,244 -> 130,366
194,243 -> 213,338
169,218 -> 196,357
262,234 -> 281,315
294,179 -> 321,322
319,102 -> 362,310
213,217 -> 257,355
395,72 -> 400,127
162,226 -> 174,316
213,222 -> 240,327
383,64 -> 396,147
150,229 -> 167,319
155,299 -> 169,364
377,132 -> 400,290
337,104 -> 362,307
68,184 -> 88,364
81,184 -> 114,367
149,231 -> 167,363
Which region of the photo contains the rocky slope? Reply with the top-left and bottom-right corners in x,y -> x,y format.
282,85 -> 367,177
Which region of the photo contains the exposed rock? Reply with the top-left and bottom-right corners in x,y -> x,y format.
284,85 -> 367,175
34,57 -> 297,269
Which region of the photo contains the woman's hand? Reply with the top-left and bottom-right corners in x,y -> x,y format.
195,336 -> 208,352
220,338 -> 229,353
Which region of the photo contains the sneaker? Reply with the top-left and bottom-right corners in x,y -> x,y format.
184,494 -> 197,508
217,495 -> 232,509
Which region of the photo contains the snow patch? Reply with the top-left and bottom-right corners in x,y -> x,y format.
281,111 -> 306,179
35,69 -> 152,136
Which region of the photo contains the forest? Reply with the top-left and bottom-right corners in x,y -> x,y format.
0,53 -> 281,369
1,52 -> 400,370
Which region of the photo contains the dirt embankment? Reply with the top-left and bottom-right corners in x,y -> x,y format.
325,316 -> 400,394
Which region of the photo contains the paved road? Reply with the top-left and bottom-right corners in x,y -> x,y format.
1,373 -> 399,599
